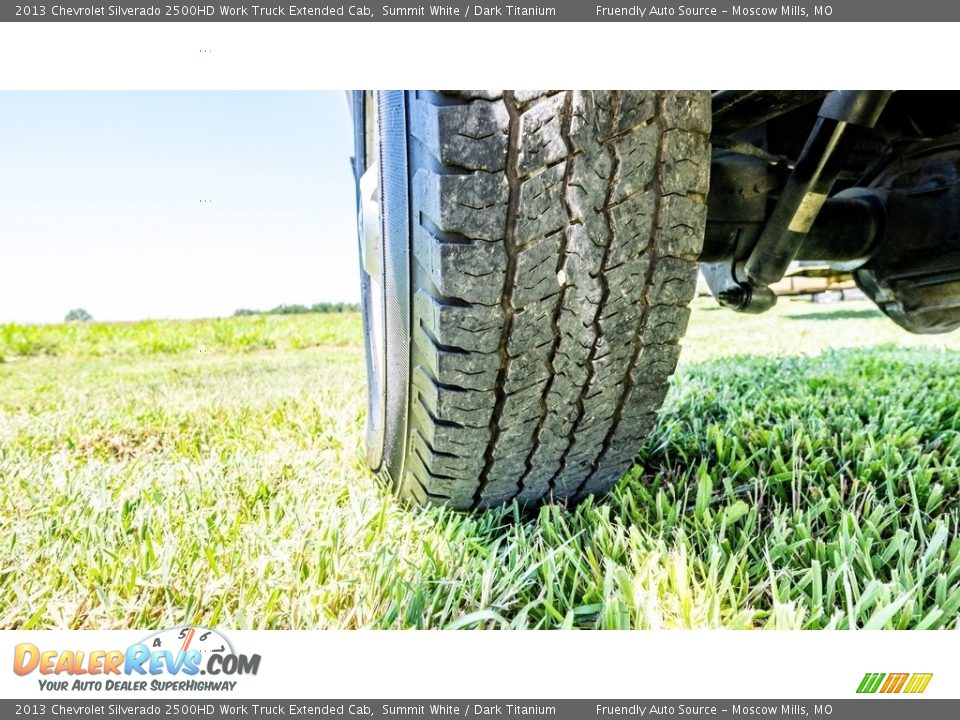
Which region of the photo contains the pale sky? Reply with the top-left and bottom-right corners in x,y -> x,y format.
0,91 -> 359,323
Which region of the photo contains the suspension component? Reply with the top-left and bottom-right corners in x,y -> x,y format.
707,91 -> 892,312
712,90 -> 828,136
701,125 -> 960,333
743,92 -> 892,287
855,133 -> 960,333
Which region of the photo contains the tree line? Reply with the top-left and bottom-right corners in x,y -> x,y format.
233,302 -> 360,316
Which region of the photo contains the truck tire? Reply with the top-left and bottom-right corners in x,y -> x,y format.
354,90 -> 710,509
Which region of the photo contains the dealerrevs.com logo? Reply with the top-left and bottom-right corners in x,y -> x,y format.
13,627 -> 260,693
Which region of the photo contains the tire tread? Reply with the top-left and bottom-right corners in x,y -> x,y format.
402,90 -> 710,508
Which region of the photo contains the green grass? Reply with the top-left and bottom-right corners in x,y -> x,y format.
0,313 -> 361,359
2,299 -> 960,629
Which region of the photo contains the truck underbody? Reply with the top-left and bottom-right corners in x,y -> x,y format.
702,90 -> 960,334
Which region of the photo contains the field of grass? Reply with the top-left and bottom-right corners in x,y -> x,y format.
2,298 -> 960,629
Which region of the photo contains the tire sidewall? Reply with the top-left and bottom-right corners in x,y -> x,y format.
355,90 -> 412,485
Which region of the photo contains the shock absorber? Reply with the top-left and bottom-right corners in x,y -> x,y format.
722,90 -> 892,312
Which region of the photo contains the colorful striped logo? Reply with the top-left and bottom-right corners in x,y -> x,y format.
857,672 -> 933,694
